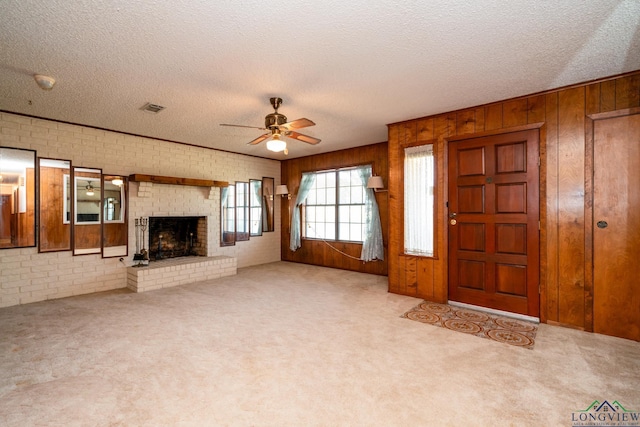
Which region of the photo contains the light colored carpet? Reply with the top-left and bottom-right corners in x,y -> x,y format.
402,301 -> 538,349
0,261 -> 638,426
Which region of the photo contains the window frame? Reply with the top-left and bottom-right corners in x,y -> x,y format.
302,165 -> 370,244
402,140 -> 438,259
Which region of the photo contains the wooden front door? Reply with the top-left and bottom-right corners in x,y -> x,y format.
593,112 -> 640,341
448,129 -> 540,317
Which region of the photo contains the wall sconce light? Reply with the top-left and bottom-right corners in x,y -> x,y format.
275,184 -> 291,200
367,176 -> 387,192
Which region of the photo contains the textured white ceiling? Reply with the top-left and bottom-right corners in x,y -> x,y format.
1,0 -> 639,159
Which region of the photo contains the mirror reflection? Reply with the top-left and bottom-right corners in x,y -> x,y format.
262,177 -> 274,232
73,167 -> 102,255
75,176 -> 101,224
249,179 -> 262,236
103,178 -> 124,223
39,158 -> 72,252
0,147 -> 36,249
236,181 -> 249,241
221,184 -> 235,246
102,175 -> 128,258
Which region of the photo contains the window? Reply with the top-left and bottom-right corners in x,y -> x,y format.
303,166 -> 369,242
404,144 -> 435,256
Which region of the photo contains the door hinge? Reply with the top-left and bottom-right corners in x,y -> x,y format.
538,157 -> 541,167
538,220 -> 541,230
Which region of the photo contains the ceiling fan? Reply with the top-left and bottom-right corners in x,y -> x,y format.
220,97 -> 320,154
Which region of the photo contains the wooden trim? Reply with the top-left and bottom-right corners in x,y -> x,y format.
446,122 -> 544,142
587,106 -> 640,121
387,70 -> 640,127
584,116 -> 595,332
583,106 -> 640,333
538,123 -> 548,324
129,174 -> 228,188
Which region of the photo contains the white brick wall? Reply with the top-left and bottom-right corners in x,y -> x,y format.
0,112 -> 282,307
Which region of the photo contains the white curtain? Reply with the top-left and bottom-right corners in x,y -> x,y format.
404,145 -> 434,256
357,166 -> 384,261
289,173 -> 316,251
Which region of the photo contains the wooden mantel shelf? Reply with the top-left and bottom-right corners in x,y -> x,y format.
129,174 -> 228,188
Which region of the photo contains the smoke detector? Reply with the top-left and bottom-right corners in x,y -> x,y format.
34,74 -> 56,90
140,102 -> 166,114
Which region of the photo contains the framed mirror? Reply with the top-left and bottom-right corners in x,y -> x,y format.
0,147 -> 36,249
262,177 -> 274,232
235,181 -> 249,241
220,184 -> 235,246
249,179 -> 262,237
102,174 -> 128,258
38,158 -> 72,252
73,167 -> 102,255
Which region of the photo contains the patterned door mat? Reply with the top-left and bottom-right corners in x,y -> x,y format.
401,301 -> 538,349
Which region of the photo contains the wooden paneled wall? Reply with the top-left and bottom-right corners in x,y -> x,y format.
388,71 -> 640,328
280,142 -> 388,276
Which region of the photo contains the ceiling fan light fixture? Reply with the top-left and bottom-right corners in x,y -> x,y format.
266,135 -> 287,153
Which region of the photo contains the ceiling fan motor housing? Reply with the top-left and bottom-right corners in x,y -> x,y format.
265,113 -> 287,129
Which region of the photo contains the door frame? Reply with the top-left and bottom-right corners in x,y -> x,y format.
443,122 -> 547,321
584,106 -> 640,332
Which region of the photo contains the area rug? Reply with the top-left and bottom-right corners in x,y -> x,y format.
401,301 -> 538,349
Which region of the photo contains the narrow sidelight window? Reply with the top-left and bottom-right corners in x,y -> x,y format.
404,144 -> 435,256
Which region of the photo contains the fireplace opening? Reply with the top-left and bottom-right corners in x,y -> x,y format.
148,216 -> 206,261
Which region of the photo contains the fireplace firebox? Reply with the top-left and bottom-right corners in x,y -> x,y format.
148,216 -> 206,261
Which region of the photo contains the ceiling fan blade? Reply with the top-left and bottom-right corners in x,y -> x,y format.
220,123 -> 267,130
288,131 -> 321,145
278,118 -> 315,131
247,133 -> 271,145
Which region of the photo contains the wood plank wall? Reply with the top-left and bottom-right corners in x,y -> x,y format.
280,142 -> 388,275
388,71 -> 640,328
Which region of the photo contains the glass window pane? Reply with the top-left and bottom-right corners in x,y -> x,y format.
326,172 -> 336,187
317,189 -> 326,204
307,206 -> 316,222
350,206 -> 362,223
339,205 -> 349,222
325,224 -> 335,240
339,186 -> 350,204
338,223 -> 349,240
351,186 -> 363,204
350,224 -> 362,242
326,187 -> 336,204
307,189 -> 316,205
326,206 -> 336,222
